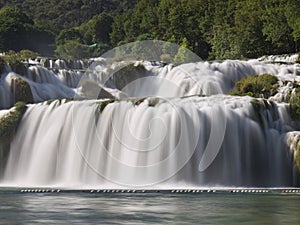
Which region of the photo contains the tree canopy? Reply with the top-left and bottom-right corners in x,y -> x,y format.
0,0 -> 299,59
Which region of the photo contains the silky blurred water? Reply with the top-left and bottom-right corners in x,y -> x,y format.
0,190 -> 299,224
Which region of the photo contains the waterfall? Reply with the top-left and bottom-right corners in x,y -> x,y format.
1,58 -> 300,188
1,96 -> 295,188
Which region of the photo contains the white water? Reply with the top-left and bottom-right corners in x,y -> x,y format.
1,96 -> 296,188
1,58 -> 300,188
1,58 -> 300,108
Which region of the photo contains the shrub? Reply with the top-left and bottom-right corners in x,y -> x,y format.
55,40 -> 92,60
19,50 -> 39,61
230,74 -> 279,98
1,51 -> 27,75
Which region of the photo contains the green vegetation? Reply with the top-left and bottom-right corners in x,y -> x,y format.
132,98 -> 146,106
46,98 -> 75,105
0,102 -> 27,142
288,86 -> 300,120
0,50 -> 39,74
98,99 -> 116,113
11,78 -> 34,103
148,98 -> 160,107
97,97 -> 161,113
287,134 -> 300,172
0,6 -> 54,55
296,145 -> 300,172
1,0 -> 300,60
230,74 -> 279,98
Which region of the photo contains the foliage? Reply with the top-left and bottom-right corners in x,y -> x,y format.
0,101 -> 27,142
1,0 -> 300,59
230,74 -> 279,98
55,40 -> 92,60
0,50 -> 38,74
55,28 -> 83,46
0,6 -> 54,55
19,50 -> 39,60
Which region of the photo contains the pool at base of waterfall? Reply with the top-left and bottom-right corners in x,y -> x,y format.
0,189 -> 299,224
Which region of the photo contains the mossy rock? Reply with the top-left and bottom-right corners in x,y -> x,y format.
296,146 -> 300,172
10,78 -> 34,104
46,98 -> 75,105
288,134 -> 300,173
251,99 -> 265,126
97,99 -> 116,113
132,98 -> 146,106
148,98 -> 159,107
0,102 -> 27,176
0,102 -> 27,143
288,86 -> 300,121
10,61 -> 27,75
110,63 -> 147,90
80,79 -> 115,99
230,74 -> 279,99
250,99 -> 275,127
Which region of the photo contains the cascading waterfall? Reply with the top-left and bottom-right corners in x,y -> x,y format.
1,97 -> 297,188
1,57 -> 300,188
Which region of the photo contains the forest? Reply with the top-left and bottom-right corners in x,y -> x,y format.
0,0 -> 299,60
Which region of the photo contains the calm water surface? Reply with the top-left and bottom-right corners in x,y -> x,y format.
0,190 -> 299,224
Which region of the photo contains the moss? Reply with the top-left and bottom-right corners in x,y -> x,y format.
46,98 -> 75,105
296,145 -> 300,172
251,99 -> 264,126
230,74 -> 279,98
148,98 -> 159,107
288,87 -> 300,121
0,102 -> 27,143
11,78 -> 34,104
98,99 -> 116,113
132,98 -> 146,106
0,102 -> 27,177
97,97 -> 160,113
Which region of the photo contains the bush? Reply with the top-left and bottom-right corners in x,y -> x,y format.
55,40 -> 92,60
230,74 -> 279,98
1,51 -> 28,75
20,50 -> 39,60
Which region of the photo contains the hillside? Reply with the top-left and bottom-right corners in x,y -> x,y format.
0,0 -> 300,60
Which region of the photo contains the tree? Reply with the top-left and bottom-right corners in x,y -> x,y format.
92,13 -> 113,44
55,40 -> 91,60
0,6 -> 33,51
285,0 -> 300,51
56,28 -> 83,46
261,0 -> 294,54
